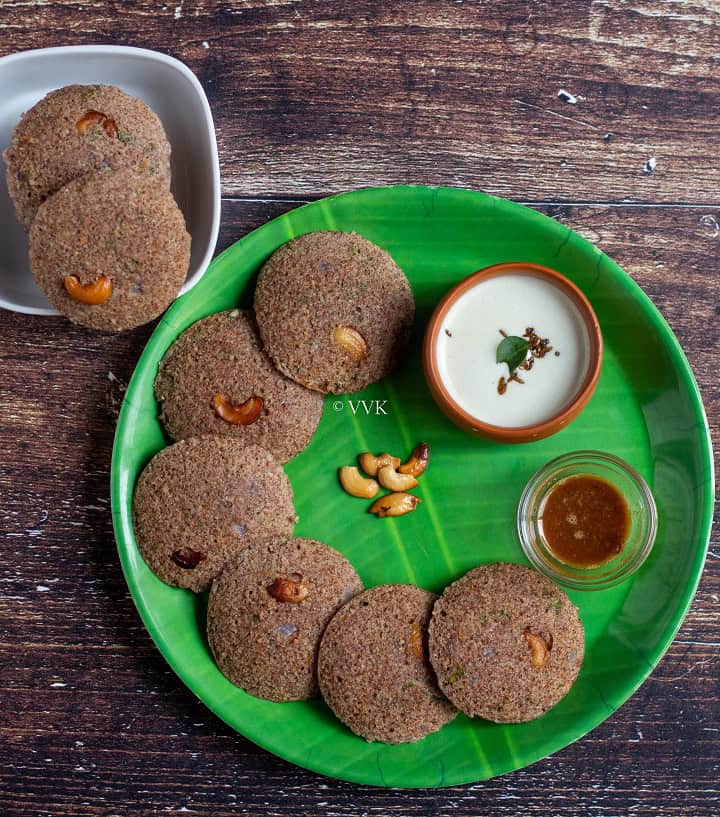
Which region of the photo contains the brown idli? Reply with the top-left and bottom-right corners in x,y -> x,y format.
207,537 -> 363,702
254,231 -> 414,394
318,584 -> 457,743
429,562 -> 584,723
4,83 -> 171,231
29,168 -> 190,331
133,436 -> 296,593
154,309 -> 324,462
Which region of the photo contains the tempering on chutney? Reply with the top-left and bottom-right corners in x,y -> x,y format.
540,475 -> 630,568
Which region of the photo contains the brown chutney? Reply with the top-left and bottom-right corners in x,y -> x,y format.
540,475 -> 630,567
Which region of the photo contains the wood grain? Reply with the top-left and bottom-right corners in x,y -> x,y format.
1,201 -> 718,816
1,0 -> 719,813
0,1 -> 719,202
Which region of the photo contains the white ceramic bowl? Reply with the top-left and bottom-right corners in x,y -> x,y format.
0,45 -> 221,315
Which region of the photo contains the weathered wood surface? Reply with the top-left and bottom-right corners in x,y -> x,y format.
1,0 -> 719,203
1,0 -> 719,815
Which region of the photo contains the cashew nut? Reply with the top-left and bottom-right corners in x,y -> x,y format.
369,492 -> 421,518
339,466 -> 379,499
410,622 -> 425,661
377,465 -> 418,492
212,393 -> 263,425
398,442 -> 430,477
75,110 -> 104,135
102,116 -> 118,139
267,575 -> 310,603
171,548 -> 205,569
63,274 -> 113,305
524,628 -> 551,668
333,325 -> 367,362
75,109 -> 118,139
357,451 -> 401,476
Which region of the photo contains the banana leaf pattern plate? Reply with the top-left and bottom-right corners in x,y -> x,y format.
111,186 -> 713,787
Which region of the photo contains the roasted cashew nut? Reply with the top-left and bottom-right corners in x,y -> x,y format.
524,628 -> 552,668
398,442 -> 430,477
75,109 -> 118,139
267,575 -> 310,603
333,325 -> 367,362
212,393 -> 263,425
369,492 -> 421,518
63,274 -> 113,305
357,451 -> 401,476
339,466 -> 379,498
377,465 -> 418,492
410,622 -> 425,661
171,548 -> 205,569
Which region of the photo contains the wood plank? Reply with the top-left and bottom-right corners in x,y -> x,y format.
1,0 -> 718,810
0,199 -> 718,815
1,1 -> 719,202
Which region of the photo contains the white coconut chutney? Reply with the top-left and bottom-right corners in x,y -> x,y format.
436,272 -> 591,427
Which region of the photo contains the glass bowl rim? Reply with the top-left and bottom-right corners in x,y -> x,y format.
517,449 -> 658,591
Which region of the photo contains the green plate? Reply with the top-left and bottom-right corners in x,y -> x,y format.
111,186 -> 714,788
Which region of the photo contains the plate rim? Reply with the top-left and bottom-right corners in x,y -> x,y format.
110,184 -> 715,787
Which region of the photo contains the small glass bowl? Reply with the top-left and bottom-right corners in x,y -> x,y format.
517,450 -> 657,591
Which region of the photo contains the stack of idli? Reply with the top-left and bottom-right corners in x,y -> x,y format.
4,84 -> 189,330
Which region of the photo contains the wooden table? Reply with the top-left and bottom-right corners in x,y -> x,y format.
1,2 -> 718,814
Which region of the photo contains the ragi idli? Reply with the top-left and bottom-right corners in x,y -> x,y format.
254,231 -> 414,394
4,83 -> 171,230
318,584 -> 456,743
133,437 -> 296,593
429,562 -> 584,723
207,537 -> 363,702
29,168 -> 189,331
154,309 -> 323,462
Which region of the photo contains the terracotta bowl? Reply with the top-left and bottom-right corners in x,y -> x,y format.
422,262 -> 603,443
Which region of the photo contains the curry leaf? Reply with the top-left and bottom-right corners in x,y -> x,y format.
496,335 -> 529,373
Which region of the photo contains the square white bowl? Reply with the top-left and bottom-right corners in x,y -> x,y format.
0,45 -> 221,315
